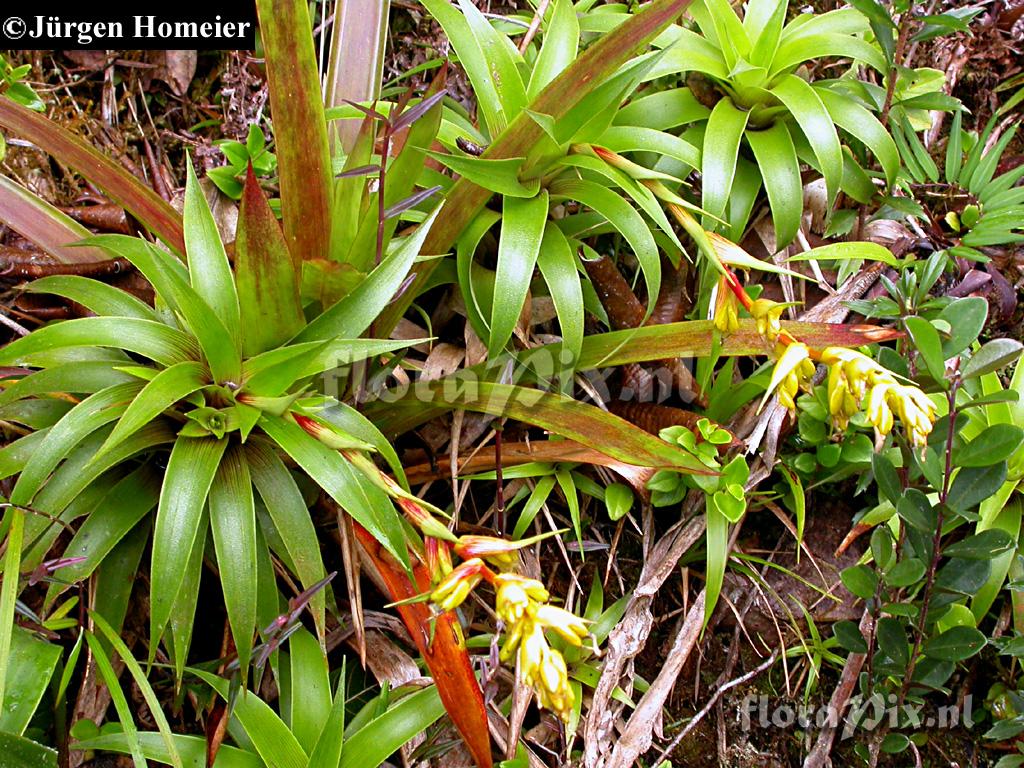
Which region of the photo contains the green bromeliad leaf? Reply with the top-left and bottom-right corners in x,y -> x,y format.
150,436 -> 228,657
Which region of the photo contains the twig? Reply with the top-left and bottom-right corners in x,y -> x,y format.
0,253 -> 133,279
0,311 -> 30,337
518,0 -> 552,53
880,11 -> 915,127
653,651 -> 779,766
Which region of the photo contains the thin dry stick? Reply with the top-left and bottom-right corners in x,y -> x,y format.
0,311 -> 30,337
518,0 -> 551,53
653,651 -> 779,766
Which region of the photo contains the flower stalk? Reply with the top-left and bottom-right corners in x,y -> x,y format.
291,406 -> 588,721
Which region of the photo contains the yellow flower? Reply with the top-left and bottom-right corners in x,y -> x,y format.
430,558 -> 484,612
762,342 -> 815,413
749,298 -> 787,343
534,604 -> 590,646
888,384 -> 937,448
515,620 -> 575,722
494,572 -> 549,625
826,363 -> 859,430
866,381 -> 895,440
536,646 -> 574,721
819,347 -> 937,448
713,275 -> 740,334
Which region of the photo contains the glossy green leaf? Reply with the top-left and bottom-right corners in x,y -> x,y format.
704,504 -> 729,625
772,32 -> 886,75
490,191 -> 549,356
0,362 -> 134,408
550,178 -> 660,320
922,626 -> 986,661
246,439 -> 327,636
167,511 -> 208,680
421,0 -> 505,136
375,0 -> 698,335
45,466 -> 159,604
0,317 -> 197,368
288,628 -> 332,754
194,669 -> 308,768
876,617 -> 909,666
74,733 -> 260,768
957,424 -> 1024,467
11,382 -> 141,505
425,153 -> 537,197
184,161 -> 240,342
701,98 -> 749,225
83,632 -> 147,768
0,627 -> 60,735
746,121 -> 802,247
963,339 -> 1024,380
307,661 -> 347,768
86,235 -> 241,382
25,275 -> 159,321
236,167 -> 305,355
537,222 -> 584,365
150,437 -> 228,652
337,687 -> 446,768
92,611 -> 186,768
528,0 -> 579,99
0,732 -> 56,768
260,415 -> 409,567
947,463 -> 1008,514
772,75 -> 842,202
904,316 -> 946,382
456,0 -> 526,123
597,125 -> 701,170
97,361 -> 208,458
209,446 -> 258,675
818,87 -> 899,188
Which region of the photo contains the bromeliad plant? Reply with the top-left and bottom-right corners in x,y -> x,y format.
632,0 -> 901,245
406,0 -> 709,363
890,110 -> 1024,259
0,159 -> 593,731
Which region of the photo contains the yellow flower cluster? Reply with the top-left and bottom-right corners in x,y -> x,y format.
821,347 -> 938,447
495,573 -> 588,721
426,539 -> 589,722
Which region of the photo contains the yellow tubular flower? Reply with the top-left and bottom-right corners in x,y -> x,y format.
537,646 -> 575,721
749,298 -> 787,343
714,275 -> 740,334
494,573 -> 549,625
517,621 -> 548,687
819,347 -> 937,448
762,342 -> 815,413
430,558 -> 484,612
534,604 -> 590,646
867,382 -> 895,440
